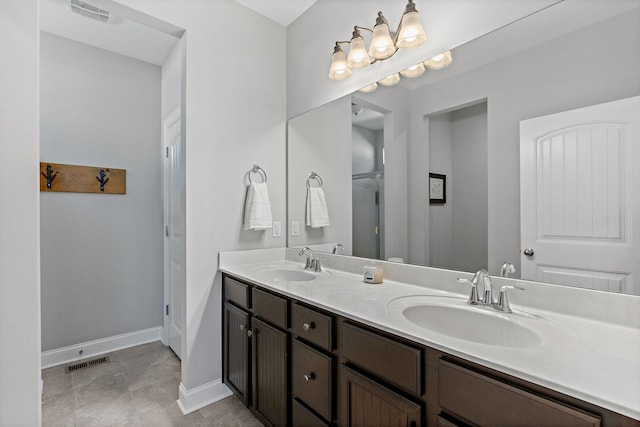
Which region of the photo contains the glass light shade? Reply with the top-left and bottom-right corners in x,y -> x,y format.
378,73 -> 400,87
424,51 -> 453,69
329,48 -> 352,80
347,36 -> 371,69
368,22 -> 396,59
400,63 -> 425,78
396,11 -> 426,48
359,82 -> 378,93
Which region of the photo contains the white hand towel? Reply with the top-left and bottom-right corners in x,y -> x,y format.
244,182 -> 273,230
306,187 -> 330,228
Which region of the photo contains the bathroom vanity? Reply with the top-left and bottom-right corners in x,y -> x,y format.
219,248 -> 640,427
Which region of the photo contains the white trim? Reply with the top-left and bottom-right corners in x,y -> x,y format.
177,379 -> 232,415
41,326 -> 163,369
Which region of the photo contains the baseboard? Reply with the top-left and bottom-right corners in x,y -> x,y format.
177,379 -> 232,415
41,326 -> 163,369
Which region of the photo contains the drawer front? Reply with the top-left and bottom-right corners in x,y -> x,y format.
252,287 -> 288,329
292,339 -> 333,421
224,276 -> 250,309
292,398 -> 329,427
291,303 -> 333,350
438,360 -> 601,427
341,322 -> 422,395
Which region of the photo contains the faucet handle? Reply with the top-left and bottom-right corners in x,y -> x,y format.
457,278 -> 482,305
496,285 -> 525,313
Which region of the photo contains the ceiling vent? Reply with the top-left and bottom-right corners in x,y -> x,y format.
69,0 -> 117,23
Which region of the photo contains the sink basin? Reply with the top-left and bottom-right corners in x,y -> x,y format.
388,296 -> 570,348
256,268 -> 317,282
402,304 -> 541,347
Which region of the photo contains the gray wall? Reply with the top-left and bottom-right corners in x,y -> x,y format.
40,33 -> 163,351
409,10 -> 640,275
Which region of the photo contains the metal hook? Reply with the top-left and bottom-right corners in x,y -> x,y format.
41,164 -> 58,189
96,169 -> 110,192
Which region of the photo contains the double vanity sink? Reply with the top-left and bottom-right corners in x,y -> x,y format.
219,248 -> 640,425
250,263 -> 572,350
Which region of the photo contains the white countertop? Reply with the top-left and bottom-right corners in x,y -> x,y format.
219,248 -> 640,420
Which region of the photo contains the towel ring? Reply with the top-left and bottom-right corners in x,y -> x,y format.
248,165 -> 267,183
306,172 -> 323,189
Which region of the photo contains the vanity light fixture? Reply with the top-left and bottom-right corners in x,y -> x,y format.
329,0 -> 427,80
400,62 -> 426,78
358,82 -> 378,93
379,73 -> 401,87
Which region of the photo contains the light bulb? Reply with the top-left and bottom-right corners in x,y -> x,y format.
359,83 -> 378,93
424,51 -> 453,69
400,63 -> 425,78
396,1 -> 426,48
347,29 -> 371,69
368,12 -> 396,60
329,44 -> 352,80
378,73 -> 400,87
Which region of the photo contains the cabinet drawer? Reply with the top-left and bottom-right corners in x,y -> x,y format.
292,398 -> 329,427
292,339 -> 332,422
341,322 -> 422,395
252,287 -> 288,329
224,276 -> 250,309
438,360 -> 601,427
291,303 -> 333,350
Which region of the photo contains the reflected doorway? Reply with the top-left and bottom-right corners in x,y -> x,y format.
352,103 -> 385,260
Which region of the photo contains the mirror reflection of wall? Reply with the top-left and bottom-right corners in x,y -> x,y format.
351,104 -> 385,259
428,101 -> 487,273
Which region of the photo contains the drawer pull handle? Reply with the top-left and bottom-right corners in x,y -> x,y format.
246,329 -> 253,338
302,322 -> 315,332
303,372 -> 315,383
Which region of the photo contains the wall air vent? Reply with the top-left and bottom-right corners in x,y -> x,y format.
65,356 -> 110,373
69,0 -> 112,23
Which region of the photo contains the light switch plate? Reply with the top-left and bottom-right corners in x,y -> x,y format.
272,221 -> 281,237
291,221 -> 299,236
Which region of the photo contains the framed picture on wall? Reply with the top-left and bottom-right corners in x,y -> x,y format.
429,173 -> 446,204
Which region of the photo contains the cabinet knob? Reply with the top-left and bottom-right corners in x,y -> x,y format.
246,329 -> 253,338
302,322 -> 315,332
239,324 -> 244,331
303,372 -> 315,383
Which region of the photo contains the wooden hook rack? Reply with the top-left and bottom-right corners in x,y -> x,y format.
39,162 -> 126,194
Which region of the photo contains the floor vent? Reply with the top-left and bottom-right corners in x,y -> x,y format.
65,356 -> 110,374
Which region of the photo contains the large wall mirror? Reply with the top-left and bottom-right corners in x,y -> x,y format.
287,1 -> 640,295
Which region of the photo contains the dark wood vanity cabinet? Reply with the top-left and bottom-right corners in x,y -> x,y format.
223,276 -> 289,427
222,274 -> 640,427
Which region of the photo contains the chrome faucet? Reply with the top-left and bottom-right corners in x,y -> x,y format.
298,247 -> 314,270
332,243 -> 345,255
458,269 -> 525,312
500,262 -> 516,278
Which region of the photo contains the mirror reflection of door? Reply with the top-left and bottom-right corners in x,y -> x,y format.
520,96 -> 640,295
352,104 -> 385,260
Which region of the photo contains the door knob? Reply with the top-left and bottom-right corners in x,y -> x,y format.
523,248 -> 535,257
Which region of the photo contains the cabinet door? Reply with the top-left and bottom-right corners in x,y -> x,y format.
224,302 -> 250,405
340,365 -> 422,427
252,317 -> 288,427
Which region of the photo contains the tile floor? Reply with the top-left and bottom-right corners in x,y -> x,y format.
42,341 -> 263,427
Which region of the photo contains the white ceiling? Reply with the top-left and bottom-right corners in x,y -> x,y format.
232,0 -> 317,26
39,0 -> 180,66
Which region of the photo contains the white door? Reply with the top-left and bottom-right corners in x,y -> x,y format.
520,96 -> 640,295
163,107 -> 184,357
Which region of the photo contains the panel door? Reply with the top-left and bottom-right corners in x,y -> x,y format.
340,365 -> 422,427
224,302 -> 250,405
520,96 -> 640,294
252,317 -> 288,427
